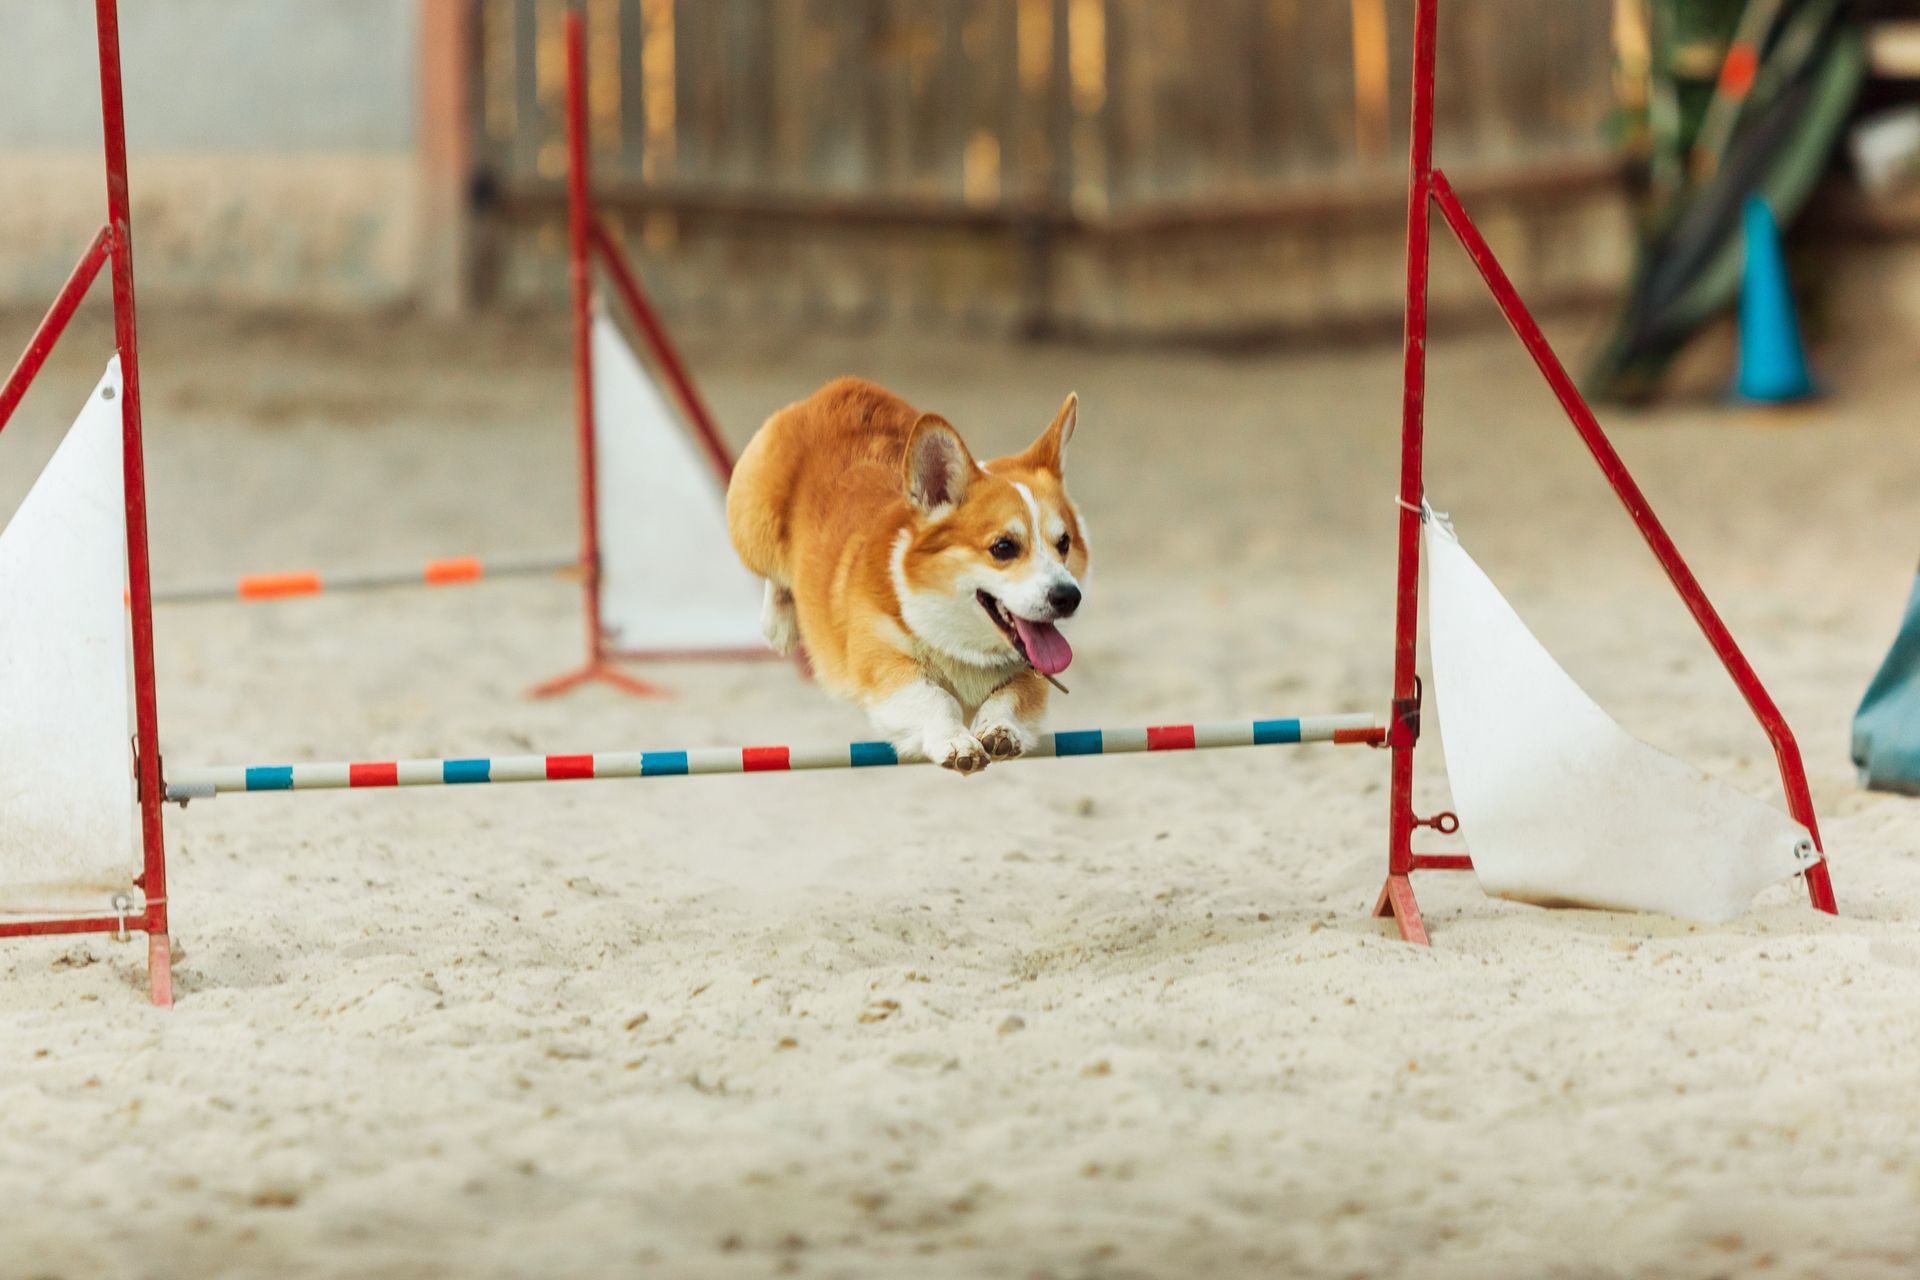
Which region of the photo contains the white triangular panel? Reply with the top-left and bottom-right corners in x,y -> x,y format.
592,314 -> 764,653
0,360 -> 137,916
1425,509 -> 1815,922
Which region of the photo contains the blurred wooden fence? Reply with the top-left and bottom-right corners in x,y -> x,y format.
478,0 -> 1613,217
471,0 -> 1626,336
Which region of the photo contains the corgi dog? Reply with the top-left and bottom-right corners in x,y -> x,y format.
727,378 -> 1087,774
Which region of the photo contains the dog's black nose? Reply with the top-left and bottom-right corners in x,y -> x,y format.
1048,583 -> 1082,617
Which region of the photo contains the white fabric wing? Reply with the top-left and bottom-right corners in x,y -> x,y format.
1424,510 -> 1816,922
592,314 -> 764,653
0,359 -> 137,917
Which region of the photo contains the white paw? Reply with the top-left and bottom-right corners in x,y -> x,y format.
760,584 -> 798,656
926,731 -> 990,776
973,719 -> 1037,761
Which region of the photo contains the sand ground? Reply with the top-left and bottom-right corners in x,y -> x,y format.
1,303 -> 1917,1280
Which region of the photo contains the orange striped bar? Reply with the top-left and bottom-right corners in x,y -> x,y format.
153,551 -> 579,605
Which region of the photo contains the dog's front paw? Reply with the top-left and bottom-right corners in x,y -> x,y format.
927,731 -> 990,776
973,720 -> 1037,761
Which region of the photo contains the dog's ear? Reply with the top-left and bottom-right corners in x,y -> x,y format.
904,414 -> 975,515
1017,393 -> 1078,475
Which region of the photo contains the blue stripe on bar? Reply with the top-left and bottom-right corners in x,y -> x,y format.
1252,719 -> 1302,745
443,759 -> 491,784
1054,730 -> 1103,756
246,766 -> 294,791
849,741 -> 897,767
642,751 -> 689,776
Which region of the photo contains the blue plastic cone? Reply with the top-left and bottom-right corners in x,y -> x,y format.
1735,196 -> 1815,402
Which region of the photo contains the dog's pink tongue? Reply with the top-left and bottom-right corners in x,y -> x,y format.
1014,617 -> 1074,675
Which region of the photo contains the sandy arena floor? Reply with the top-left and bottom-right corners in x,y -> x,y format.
1,304 -> 1917,1279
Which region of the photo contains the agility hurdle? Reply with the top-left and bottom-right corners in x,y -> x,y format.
1378,0 -> 1835,940
0,0 -> 1841,1009
142,13 -> 768,701
0,0 -> 173,1002
163,715 -> 1385,802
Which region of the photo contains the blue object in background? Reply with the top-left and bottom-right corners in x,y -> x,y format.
1854,569 -> 1920,794
1735,196 -> 1816,402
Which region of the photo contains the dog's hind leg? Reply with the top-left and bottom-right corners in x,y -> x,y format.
761,581 -> 799,656
725,409 -> 796,582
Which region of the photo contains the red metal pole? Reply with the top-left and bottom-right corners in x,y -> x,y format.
1429,169 -> 1836,915
588,218 -> 735,481
1375,0 -> 1440,944
96,0 -> 175,1004
567,10 -> 602,668
0,226 -> 113,438
528,8 -> 665,700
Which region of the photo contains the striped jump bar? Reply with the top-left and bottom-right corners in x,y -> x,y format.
152,551 -> 579,605
164,713 -> 1384,801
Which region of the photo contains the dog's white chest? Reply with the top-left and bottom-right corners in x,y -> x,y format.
917,647 -> 1025,716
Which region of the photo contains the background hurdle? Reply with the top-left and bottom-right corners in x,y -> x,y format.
163,714 -> 1385,802
144,10 -> 766,700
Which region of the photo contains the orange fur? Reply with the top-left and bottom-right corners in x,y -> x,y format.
727,378 -> 1088,772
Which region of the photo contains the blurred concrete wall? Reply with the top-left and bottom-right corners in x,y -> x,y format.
0,0 -> 423,308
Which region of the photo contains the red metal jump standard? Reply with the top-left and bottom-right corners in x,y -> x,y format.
0,0 -> 174,1006
1375,0 -> 1838,941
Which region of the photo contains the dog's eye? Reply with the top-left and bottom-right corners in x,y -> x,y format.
990,537 -> 1020,561
1056,534 -> 1071,556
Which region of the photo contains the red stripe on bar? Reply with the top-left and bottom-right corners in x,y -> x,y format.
1334,727 -> 1387,745
239,571 -> 322,600
546,754 -> 594,780
1146,724 -> 1196,751
742,746 -> 790,772
424,556 -> 483,585
349,762 -> 398,788
1410,854 -> 1473,872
